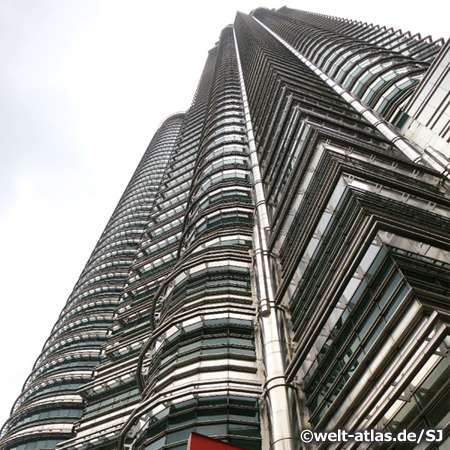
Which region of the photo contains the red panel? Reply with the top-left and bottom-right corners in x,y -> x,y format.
187,432 -> 248,450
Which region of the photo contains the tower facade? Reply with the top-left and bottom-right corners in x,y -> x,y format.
1,7 -> 448,450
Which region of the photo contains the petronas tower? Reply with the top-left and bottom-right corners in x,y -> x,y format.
1,7 -> 449,450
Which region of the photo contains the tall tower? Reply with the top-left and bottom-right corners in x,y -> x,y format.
1,7 -> 448,450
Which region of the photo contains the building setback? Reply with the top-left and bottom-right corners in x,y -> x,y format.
1,7 -> 449,450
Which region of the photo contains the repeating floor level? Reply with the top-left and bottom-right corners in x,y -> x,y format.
1,6 -> 449,450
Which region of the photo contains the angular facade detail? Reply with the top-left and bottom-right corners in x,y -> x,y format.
396,40 -> 450,158
1,7 -> 448,450
255,7 -> 444,122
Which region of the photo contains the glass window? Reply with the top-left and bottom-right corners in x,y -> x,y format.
166,426 -> 193,444
196,422 -> 227,436
168,411 -> 196,428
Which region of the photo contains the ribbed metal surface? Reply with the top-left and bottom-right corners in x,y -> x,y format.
118,26 -> 262,450
2,7 -> 449,450
253,7 -> 443,121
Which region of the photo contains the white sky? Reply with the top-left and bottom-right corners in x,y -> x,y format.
0,0 -> 447,429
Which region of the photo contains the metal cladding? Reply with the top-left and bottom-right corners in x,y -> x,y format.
1,6 -> 449,450
254,7 -> 444,122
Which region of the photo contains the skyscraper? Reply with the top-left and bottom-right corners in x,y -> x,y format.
1,6 -> 448,450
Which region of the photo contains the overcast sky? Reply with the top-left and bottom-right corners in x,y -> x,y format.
0,0 -> 447,429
